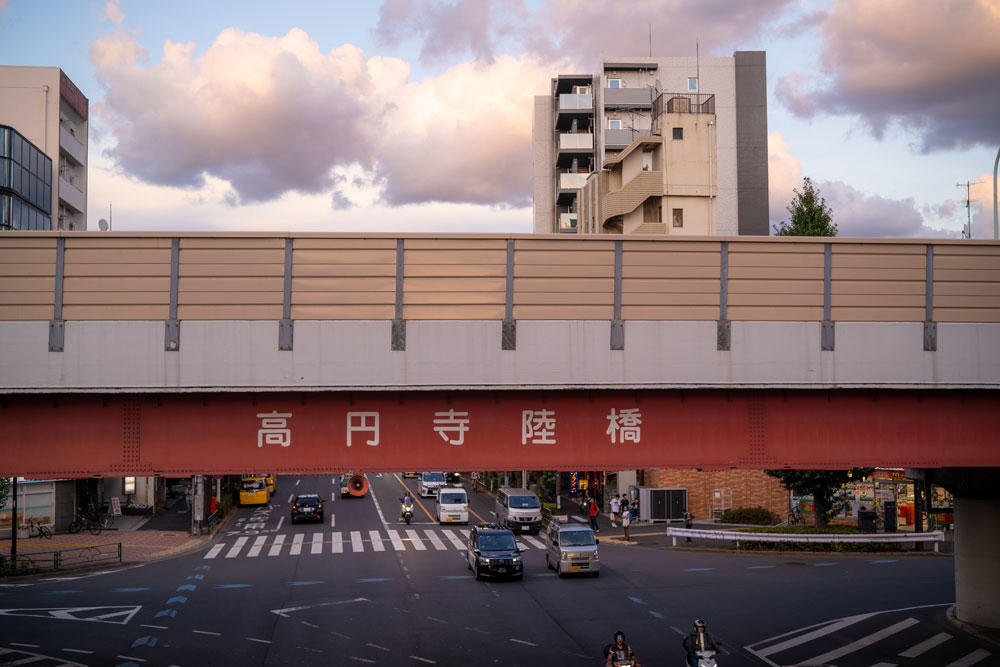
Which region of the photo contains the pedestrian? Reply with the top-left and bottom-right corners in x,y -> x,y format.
184,484 -> 192,511
471,471 -> 479,491
610,494 -> 621,528
621,503 -> 631,541
589,498 -> 600,532
683,508 -> 694,542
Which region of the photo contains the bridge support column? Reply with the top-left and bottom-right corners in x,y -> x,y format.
954,496 -> 1000,628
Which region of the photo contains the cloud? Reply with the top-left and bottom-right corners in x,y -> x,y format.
102,0 -> 125,25
776,0 -> 1000,151
373,0 -> 502,65
767,132 -> 802,222
969,173 -> 997,238
0,0 -> 9,13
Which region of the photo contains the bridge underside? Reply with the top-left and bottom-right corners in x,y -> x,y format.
3,388 -> 997,477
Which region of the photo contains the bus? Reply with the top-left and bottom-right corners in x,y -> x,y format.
239,476 -> 270,506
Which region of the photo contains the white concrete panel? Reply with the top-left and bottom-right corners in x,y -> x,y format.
402,321 -> 502,387
178,321 -> 285,388
511,320 -> 621,386
831,322 -> 929,384
289,321 -> 400,387
623,321 -> 723,384
936,323 -> 1000,384
0,322 -> 60,389
729,321 -> 821,384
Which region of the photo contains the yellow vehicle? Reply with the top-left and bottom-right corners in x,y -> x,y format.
264,474 -> 276,495
239,476 -> 270,506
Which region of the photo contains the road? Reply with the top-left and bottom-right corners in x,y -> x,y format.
0,474 -> 993,667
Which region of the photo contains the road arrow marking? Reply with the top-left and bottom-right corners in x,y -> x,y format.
130,635 -> 158,648
165,596 -> 187,605
627,596 -> 645,605
194,565 -> 211,571
270,597 -> 371,618
153,610 -> 177,619
175,584 -> 197,592
185,575 -> 204,581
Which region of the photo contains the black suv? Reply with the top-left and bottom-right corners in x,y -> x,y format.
290,494 -> 324,524
466,525 -> 523,580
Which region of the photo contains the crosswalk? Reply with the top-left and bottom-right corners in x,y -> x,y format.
204,529 -> 547,560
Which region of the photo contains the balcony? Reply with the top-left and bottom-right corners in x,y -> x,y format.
559,93 -> 593,112
58,175 -> 86,213
59,125 -> 86,165
559,213 -> 578,232
604,87 -> 655,108
605,128 -> 653,149
559,172 -> 589,190
559,133 -> 593,150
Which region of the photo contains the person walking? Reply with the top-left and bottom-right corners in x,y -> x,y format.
588,498 -> 600,532
621,502 -> 631,541
184,484 -> 192,511
610,494 -> 621,528
683,509 -> 694,542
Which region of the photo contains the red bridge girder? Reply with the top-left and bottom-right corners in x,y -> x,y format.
2,389 -> 998,477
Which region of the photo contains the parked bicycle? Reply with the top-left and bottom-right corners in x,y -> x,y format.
787,506 -> 805,525
67,507 -> 104,536
23,517 -> 52,539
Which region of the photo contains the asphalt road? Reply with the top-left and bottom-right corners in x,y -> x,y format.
0,474 -> 994,667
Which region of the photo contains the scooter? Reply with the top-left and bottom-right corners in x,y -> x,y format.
687,649 -> 718,667
402,502 -> 414,525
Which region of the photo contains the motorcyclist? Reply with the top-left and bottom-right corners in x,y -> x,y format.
682,619 -> 719,666
399,491 -> 415,521
605,630 -> 636,666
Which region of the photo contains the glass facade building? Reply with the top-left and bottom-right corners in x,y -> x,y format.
0,125 -> 53,231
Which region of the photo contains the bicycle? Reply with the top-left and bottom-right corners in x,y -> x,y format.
787,507 -> 805,525
24,518 -> 52,539
67,508 -> 104,535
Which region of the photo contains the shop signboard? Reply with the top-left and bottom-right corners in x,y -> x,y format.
569,472 -> 579,494
110,496 -> 122,517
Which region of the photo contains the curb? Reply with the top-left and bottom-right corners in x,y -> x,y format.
946,605 -> 1000,649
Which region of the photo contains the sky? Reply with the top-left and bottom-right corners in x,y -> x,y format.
0,0 -> 997,238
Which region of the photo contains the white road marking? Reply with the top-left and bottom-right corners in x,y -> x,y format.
332,492 -> 336,502
301,622 -> 320,628
369,530 -> 385,552
756,612 -> 878,657
899,632 -> 951,657
276,516 -> 284,531
351,531 -> 365,552
804,618 -> 920,665
247,638 -> 272,644
522,535 -> 545,549
140,624 -> 168,630
287,493 -> 294,503
351,658 -> 375,664
296,479 -> 300,486
410,657 -> 436,664
247,536 -> 267,558
62,648 -> 93,654
268,534 -> 285,556
192,630 -> 221,636
369,481 -> 390,527
290,533 -> 304,556
332,532 -> 344,554
386,530 -> 406,551
946,650 -> 993,667
311,533 -> 324,555
510,638 -> 537,646
405,529 -> 427,551
367,643 -> 390,651
423,530 -> 447,551
441,529 -> 466,550
10,643 -> 39,648
426,616 -> 446,624
117,656 -> 146,662
205,543 -> 225,559
331,514 -> 335,527
225,537 -> 248,559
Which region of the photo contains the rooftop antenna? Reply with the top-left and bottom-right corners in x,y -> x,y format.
956,180 -> 981,238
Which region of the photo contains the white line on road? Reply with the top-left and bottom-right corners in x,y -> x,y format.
899,632 -> 951,657
350,658 -> 375,664
946,650 -> 993,667
755,612 -> 878,657
332,532 -> 344,554
205,543 -> 225,559
522,535 -> 545,549
426,616 -> 447,623
116,656 -> 146,663
247,638 -> 272,644
332,492 -> 336,502
367,643 -> 390,651
61,648 -> 93,654
441,529 -> 466,550
410,657 -> 436,664
268,534 -> 285,557
225,537 -> 248,559
301,622 -> 320,628
405,529 -> 427,551
276,516 -> 284,531
351,530 -> 365,552
290,533 -> 304,556
386,530 -> 406,551
331,514 -> 335,527
10,643 -> 39,648
369,530 -> 385,552
288,493 -> 294,503
140,624 -> 168,630
296,479 -> 300,486
192,630 -> 221,636
369,480 -> 390,527
804,618 -> 920,665
510,638 -> 537,647
423,529 -> 447,551
247,536 -> 267,558
311,532 -> 324,555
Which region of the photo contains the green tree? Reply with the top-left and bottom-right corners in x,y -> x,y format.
773,177 -> 838,237
765,468 -> 873,529
0,477 -> 9,509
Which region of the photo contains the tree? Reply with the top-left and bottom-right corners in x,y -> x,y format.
0,477 -> 9,510
773,177 -> 838,237
765,468 -> 874,529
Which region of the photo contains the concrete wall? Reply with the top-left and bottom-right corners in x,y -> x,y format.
532,95 -> 554,233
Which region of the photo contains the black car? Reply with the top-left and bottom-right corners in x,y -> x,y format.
466,526 -> 524,580
290,494 -> 324,523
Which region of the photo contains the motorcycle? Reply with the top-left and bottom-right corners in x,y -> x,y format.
402,502 -> 414,525
687,649 -> 718,667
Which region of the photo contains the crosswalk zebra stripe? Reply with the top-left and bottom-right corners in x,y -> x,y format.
386,530 -> 406,551
290,533 -> 304,556
225,537 -> 248,559
351,531 -> 364,552
205,543 -> 225,559
441,529 -> 466,550
369,530 -> 385,552
946,649 -> 992,667
522,536 -> 545,549
247,536 -> 267,558
332,532 -> 343,554
423,530 -> 448,551
899,632 -> 951,658
311,533 -> 323,555
405,529 -> 426,551
268,534 -> 285,557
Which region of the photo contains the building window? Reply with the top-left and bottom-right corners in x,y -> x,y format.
609,119 -> 623,130
608,78 -> 623,89
672,208 -> 683,228
688,77 -> 698,92
672,127 -> 683,140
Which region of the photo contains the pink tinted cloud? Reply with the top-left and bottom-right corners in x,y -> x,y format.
777,0 -> 1000,150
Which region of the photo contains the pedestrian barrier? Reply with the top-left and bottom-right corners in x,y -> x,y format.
1,543 -> 122,574
666,528 -> 946,552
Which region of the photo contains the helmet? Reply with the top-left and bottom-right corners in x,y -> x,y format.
694,619 -> 706,632
614,630 -> 626,642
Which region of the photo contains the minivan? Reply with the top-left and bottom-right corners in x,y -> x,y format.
495,487 -> 542,534
436,486 -> 469,524
545,516 -> 599,577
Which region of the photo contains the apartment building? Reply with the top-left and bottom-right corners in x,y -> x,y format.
0,66 -> 89,230
532,52 -> 767,236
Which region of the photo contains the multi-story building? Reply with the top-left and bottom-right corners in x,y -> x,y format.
0,66 -> 89,231
1,125 -> 53,230
532,52 -> 767,236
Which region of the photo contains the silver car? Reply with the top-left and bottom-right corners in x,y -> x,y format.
545,517 -> 600,577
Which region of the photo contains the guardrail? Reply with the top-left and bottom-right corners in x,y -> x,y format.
1,543 -> 122,575
666,528 -> 946,552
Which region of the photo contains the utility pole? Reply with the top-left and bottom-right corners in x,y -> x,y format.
956,180 -> 982,238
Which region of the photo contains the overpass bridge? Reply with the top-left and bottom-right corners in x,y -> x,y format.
2,232 -> 999,626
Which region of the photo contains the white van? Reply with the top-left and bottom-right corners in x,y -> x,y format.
418,472 -> 446,497
495,487 -> 542,534
545,516 -> 599,577
436,486 -> 469,524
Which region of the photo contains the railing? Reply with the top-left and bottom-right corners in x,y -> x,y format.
653,92 -> 715,116
559,93 -> 592,111
558,172 -> 589,189
559,133 -> 593,150
1,542 -> 122,574
666,528 -> 946,552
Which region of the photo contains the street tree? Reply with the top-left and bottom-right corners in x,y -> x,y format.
773,177 -> 838,237
765,468 -> 874,529
0,477 -> 8,509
